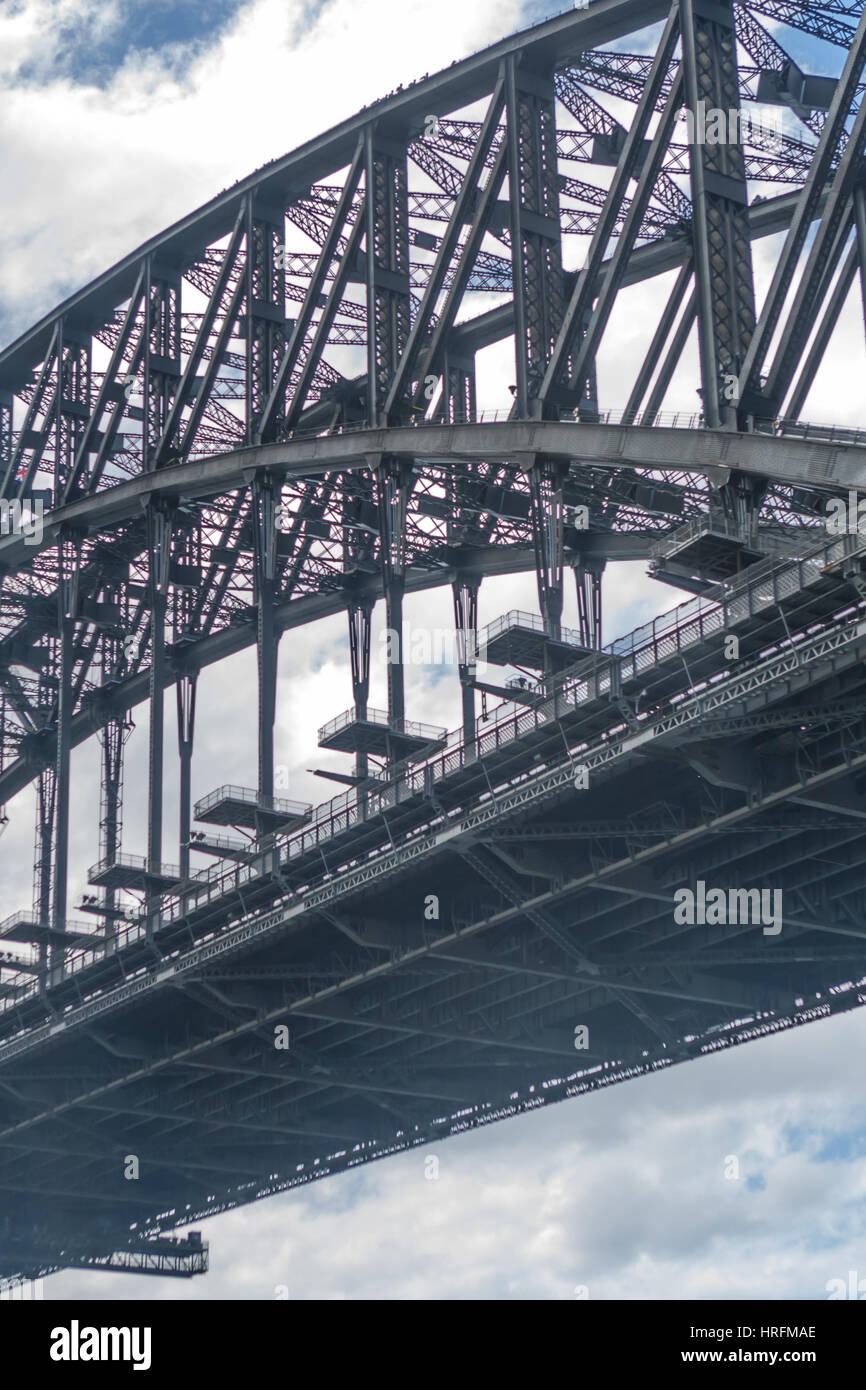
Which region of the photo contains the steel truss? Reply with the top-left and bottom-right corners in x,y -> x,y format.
0,0 -> 865,1281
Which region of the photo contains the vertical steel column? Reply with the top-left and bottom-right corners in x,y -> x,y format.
144,261 -> 181,469
364,128 -> 411,426
452,576 -> 480,751
246,195 -> 287,443
52,530 -> 80,950
33,763 -> 56,974
33,780 -> 53,931
146,503 -> 172,933
376,457 -> 410,745
97,714 -> 125,934
680,0 -> 756,428
54,322 -> 91,500
252,473 -> 278,808
854,186 -> 866,341
172,516 -> 199,878
573,558 -> 604,649
0,391 -> 13,489
505,56 -> 568,420
97,598 -> 134,941
348,599 -> 372,747
348,599 -> 372,806
529,458 -> 566,645
441,349 -> 476,425
176,675 -> 196,880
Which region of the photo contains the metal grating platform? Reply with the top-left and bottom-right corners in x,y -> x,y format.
317,706 -> 448,759
2,0 -> 866,1287
650,516 -> 766,584
194,785 -> 313,832
0,912 -> 107,948
87,855 -> 183,893
187,831 -> 258,863
480,610 -> 598,671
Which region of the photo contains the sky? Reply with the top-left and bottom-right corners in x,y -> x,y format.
1,0 -> 866,1301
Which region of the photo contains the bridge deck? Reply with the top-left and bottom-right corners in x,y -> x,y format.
2,527 -> 861,1032
3,0 -> 866,1280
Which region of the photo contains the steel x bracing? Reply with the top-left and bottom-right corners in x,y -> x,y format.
0,0 -> 865,1283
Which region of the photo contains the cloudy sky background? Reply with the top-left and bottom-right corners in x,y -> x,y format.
1,0 -> 866,1299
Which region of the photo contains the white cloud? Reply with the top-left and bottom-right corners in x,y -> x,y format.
44,1006 -> 866,1300
0,0 -> 520,336
2,0 -> 865,1305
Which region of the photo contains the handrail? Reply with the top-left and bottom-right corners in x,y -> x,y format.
194,785 -> 311,818
86,852 -> 182,882
481,608 -> 588,651
266,409 -> 866,447
317,706 -> 448,744
56,409 -> 866,459
3,525 -> 863,1015
154,528 -> 864,918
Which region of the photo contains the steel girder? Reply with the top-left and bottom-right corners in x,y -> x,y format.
1,556 -> 866,1275
0,0 -> 866,1278
738,3 -> 866,414
682,0 -> 758,427
0,419 -> 862,811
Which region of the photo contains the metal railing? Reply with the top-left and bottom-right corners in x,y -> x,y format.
85,852 -> 182,883
317,706 -> 448,745
481,609 -> 588,651
96,411 -> 866,478
0,911 -> 38,936
609,528 -> 842,659
116,533 -> 866,922
650,512 -> 755,558
193,785 -> 311,820
188,831 -> 255,856
3,525 -> 864,1019
10,411 -> 866,519
273,408 -> 866,446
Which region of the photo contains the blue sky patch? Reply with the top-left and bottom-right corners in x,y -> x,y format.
13,0 -> 249,90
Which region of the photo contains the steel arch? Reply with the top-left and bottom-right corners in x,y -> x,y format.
1,0 -> 866,1282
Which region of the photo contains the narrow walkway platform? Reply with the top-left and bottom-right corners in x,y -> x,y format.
317,707 -> 447,760
194,785 -> 312,833
88,855 -> 183,893
480,610 -> 597,671
650,515 -> 766,586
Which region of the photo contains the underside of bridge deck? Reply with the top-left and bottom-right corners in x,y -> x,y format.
1,0 -> 866,1284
